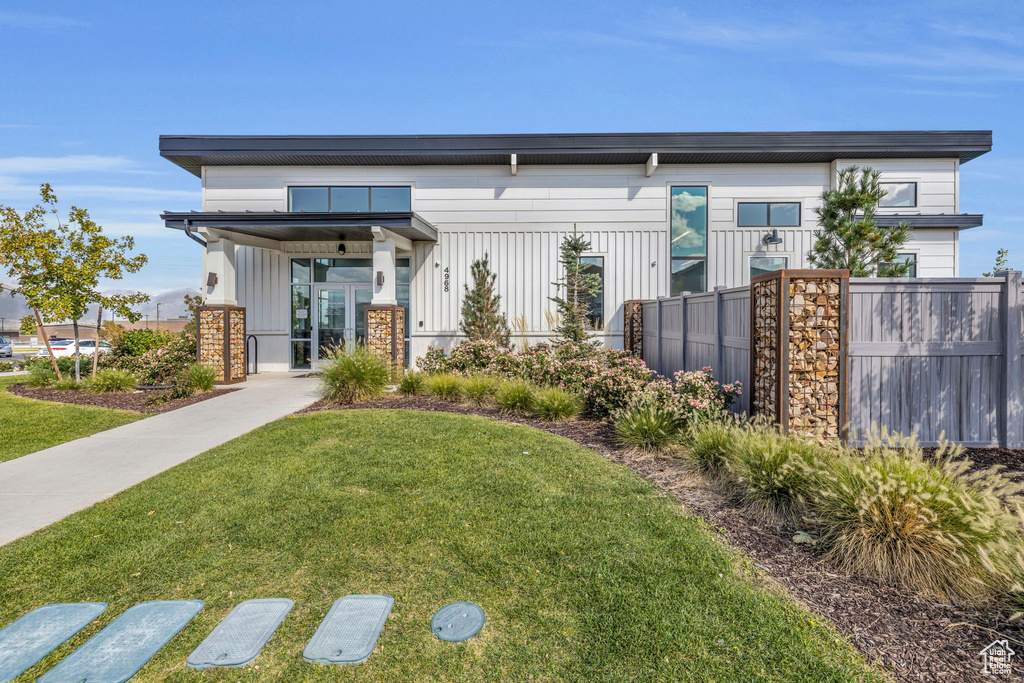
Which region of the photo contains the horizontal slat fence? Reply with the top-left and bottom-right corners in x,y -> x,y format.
638,272 -> 1024,447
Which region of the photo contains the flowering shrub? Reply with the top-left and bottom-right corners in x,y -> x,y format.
658,368 -> 742,423
102,331 -> 197,385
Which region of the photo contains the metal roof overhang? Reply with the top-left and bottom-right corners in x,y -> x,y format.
161,211 -> 438,242
875,214 -> 984,229
159,131 -> 993,176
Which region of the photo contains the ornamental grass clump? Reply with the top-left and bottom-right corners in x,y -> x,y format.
724,426 -> 831,525
317,345 -> 391,404
185,363 -> 218,393
613,400 -> 681,454
462,374 -> 500,406
398,370 -> 426,396
27,366 -> 57,388
425,373 -> 463,401
532,386 -> 581,421
87,368 -> 137,393
682,419 -> 741,478
52,377 -> 82,391
495,379 -> 536,412
812,430 -> 1024,605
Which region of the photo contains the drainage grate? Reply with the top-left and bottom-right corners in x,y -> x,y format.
431,602 -> 485,642
187,598 -> 293,669
0,602 -> 107,683
38,599 -> 203,683
303,595 -> 393,665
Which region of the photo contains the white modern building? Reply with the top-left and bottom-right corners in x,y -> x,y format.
160,131 -> 990,372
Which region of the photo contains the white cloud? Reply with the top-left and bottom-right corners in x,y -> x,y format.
0,176 -> 197,201
0,11 -> 86,30
0,155 -> 142,174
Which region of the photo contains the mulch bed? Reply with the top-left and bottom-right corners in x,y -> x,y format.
306,395 -> 1024,682
7,383 -> 240,414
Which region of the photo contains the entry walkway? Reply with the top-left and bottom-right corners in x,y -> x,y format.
0,373 -> 320,546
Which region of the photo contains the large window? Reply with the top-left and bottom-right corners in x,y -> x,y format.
879,182 -> 916,207
580,256 -> 604,329
288,186 -> 411,212
750,256 -> 788,278
737,202 -> 801,227
879,253 -> 918,277
670,186 -> 708,294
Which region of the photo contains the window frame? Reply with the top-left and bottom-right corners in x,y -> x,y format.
286,185 -> 413,213
669,184 -> 710,295
580,253 -> 606,331
880,252 -> 918,277
748,254 -> 790,279
878,181 -> 917,208
736,201 -> 802,227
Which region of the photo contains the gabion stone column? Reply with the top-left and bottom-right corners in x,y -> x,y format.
196,305 -> 247,384
623,300 -> 644,356
750,270 -> 848,439
365,305 -> 405,375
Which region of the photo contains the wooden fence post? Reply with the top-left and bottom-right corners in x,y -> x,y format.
998,270 -> 1023,448
680,292 -> 688,373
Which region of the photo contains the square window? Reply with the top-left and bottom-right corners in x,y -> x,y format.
769,202 -> 800,226
737,203 -> 769,227
671,258 -> 706,295
879,182 -> 916,207
750,256 -> 788,278
289,187 -> 329,212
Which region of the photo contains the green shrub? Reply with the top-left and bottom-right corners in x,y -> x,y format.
87,369 -> 137,393
613,400 -> 680,453
811,432 -> 1024,604
0,361 -> 15,373
724,427 -> 828,525
112,328 -> 170,356
398,371 -> 426,396
682,420 -> 740,477
426,373 -> 464,401
532,386 -> 581,421
185,363 -> 218,392
318,345 -> 391,404
462,374 -> 500,405
26,356 -> 93,378
27,366 -> 56,388
495,380 -> 537,412
52,377 -> 83,391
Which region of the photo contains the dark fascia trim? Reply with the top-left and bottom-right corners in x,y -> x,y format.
159,130 -> 993,176
161,210 -> 438,241
874,213 -> 983,229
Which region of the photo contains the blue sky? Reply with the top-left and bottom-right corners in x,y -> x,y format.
1,0 -> 1021,292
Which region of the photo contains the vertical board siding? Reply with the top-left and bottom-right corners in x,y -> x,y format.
640,275 -> 1022,446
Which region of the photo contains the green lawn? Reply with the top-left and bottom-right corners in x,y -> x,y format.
0,375 -> 145,462
0,410 -> 879,682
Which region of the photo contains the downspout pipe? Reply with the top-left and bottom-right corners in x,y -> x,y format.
183,219 -> 207,248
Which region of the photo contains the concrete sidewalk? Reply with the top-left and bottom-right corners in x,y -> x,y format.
0,372 -> 320,546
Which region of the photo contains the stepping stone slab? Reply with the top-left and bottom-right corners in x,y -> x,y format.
0,602 -> 107,683
38,599 -> 203,683
431,602 -> 485,642
303,595 -> 393,665
186,598 -> 293,669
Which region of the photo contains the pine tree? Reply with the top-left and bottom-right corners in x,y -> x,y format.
460,253 -> 510,346
808,166 -> 912,277
550,228 -> 602,346
983,248 -> 1011,277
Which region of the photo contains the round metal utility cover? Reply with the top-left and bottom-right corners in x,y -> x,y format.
430,602 -> 485,642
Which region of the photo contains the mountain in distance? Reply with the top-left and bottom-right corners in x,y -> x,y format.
0,284 -> 200,323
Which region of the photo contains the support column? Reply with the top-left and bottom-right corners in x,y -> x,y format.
623,300 -> 644,356
370,226 -> 398,306
365,305 -> 405,375
201,230 -> 237,306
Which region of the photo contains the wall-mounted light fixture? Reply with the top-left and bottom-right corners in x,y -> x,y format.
206,272 -> 219,287
338,234 -> 346,254
762,229 -> 784,245
651,260 -> 657,267
376,271 -> 385,286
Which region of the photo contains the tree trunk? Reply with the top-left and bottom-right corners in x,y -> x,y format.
73,319 -> 81,382
34,307 -> 62,381
93,306 -> 103,376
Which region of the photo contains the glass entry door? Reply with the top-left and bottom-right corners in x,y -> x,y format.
312,285 -> 373,361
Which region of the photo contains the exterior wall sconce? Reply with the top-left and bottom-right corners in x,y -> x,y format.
338,234 -> 346,254
376,271 -> 385,286
763,229 -> 784,245
651,260 -> 657,267
206,272 -> 218,287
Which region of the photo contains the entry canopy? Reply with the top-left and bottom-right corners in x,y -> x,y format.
161,210 -> 438,243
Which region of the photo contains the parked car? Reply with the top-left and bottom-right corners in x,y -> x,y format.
0,337 -> 12,358
35,340 -> 112,358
